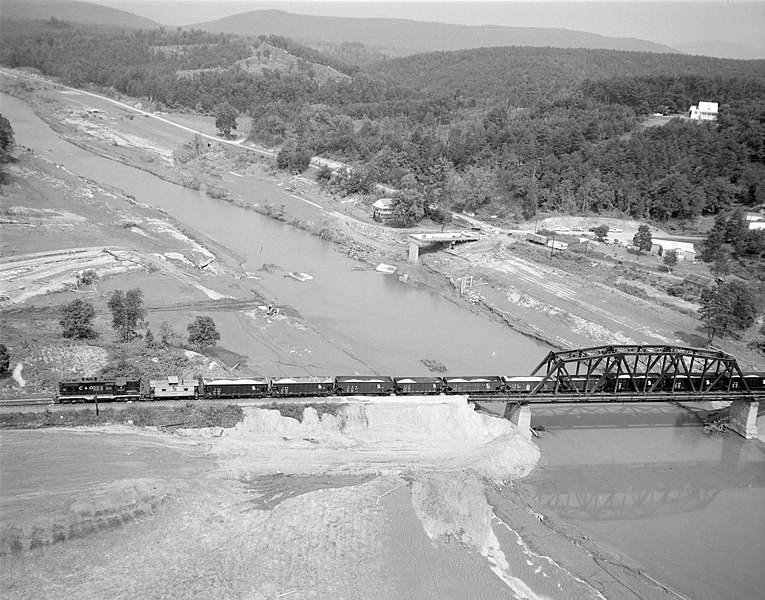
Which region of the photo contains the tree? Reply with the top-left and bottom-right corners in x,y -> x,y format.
158,321 -> 184,348
215,102 -> 238,139
663,249 -> 678,272
60,299 -> 97,339
0,343 -> 10,377
107,289 -> 146,342
0,114 -> 15,185
699,281 -> 758,343
0,114 -> 14,162
632,224 -> 653,259
391,189 -> 425,227
276,142 -> 312,174
187,316 -> 220,350
592,224 -> 609,242
701,216 -> 726,262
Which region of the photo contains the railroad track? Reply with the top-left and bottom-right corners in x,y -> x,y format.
0,397 -> 54,408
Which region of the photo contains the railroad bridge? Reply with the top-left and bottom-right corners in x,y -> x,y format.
470,345 -> 762,440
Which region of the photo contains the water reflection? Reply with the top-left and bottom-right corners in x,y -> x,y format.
531,403 -> 700,429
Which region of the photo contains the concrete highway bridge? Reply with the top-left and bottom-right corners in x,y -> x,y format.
470,345 -> 762,440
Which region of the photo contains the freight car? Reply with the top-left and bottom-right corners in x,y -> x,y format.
202,378 -> 269,399
335,376 -> 394,396
394,376 -> 444,395
270,377 -> 335,397
443,376 -> 503,395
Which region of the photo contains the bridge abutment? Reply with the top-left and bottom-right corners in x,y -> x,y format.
503,402 -> 532,440
729,400 -> 759,439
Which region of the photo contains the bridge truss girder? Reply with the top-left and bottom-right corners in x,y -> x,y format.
526,345 -> 753,399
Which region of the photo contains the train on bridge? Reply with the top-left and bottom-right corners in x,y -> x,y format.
56,371 -> 765,404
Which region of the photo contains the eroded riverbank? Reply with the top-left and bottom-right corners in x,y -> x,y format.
0,400 -> 612,600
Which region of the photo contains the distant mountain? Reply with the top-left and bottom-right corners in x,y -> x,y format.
188,9 -> 678,55
674,41 -> 765,61
0,0 -> 160,29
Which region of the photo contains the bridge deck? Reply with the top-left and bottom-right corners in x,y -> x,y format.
409,231 -> 480,246
469,391 -> 764,404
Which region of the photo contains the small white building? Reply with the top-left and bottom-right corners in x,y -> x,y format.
372,198 -> 395,221
688,101 -> 718,121
651,239 -> 697,261
746,213 -> 765,230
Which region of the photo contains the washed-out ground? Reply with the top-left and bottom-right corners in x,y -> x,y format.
0,399 -> 621,600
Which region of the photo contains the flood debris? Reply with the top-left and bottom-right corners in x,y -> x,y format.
421,359 -> 447,373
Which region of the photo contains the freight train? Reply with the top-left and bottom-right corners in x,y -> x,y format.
55,372 -> 765,403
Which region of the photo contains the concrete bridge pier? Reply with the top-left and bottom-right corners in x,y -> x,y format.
503,402 -> 532,440
408,242 -> 419,263
729,401 -> 759,439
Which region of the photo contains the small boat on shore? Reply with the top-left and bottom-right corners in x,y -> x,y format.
375,263 -> 397,274
286,272 -> 313,282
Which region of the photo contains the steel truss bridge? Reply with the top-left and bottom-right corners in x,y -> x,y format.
472,345 -> 764,404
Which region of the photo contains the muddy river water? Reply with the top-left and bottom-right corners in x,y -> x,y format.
2,92 -> 546,375
3,91 -> 765,599
510,404 -> 765,600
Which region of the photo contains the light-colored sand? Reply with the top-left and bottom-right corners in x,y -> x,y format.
0,400 -> 609,599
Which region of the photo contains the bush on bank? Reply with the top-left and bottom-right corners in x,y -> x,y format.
259,402 -> 346,422
0,404 -> 244,429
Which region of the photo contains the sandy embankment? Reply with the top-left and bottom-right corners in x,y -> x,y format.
1,400 -> 605,599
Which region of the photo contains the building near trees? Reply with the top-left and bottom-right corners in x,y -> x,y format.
372,198 -> 395,221
651,239 -> 697,261
688,101 -> 718,120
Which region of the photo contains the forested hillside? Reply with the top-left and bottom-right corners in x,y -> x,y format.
1,19 -> 763,242
367,47 -> 765,109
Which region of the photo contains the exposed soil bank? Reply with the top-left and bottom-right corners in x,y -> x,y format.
0,400 -> 613,600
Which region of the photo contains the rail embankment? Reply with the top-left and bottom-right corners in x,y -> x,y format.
204,396 -> 540,482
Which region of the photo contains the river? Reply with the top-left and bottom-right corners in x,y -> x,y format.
1,91 -> 546,375
508,403 -> 765,600
3,90 -> 764,599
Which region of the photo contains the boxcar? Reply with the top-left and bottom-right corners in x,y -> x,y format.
270,377 -> 335,397
202,378 -> 269,399
393,377 -> 444,395
335,376 -> 394,396
57,377 -> 141,403
149,376 -> 199,400
443,376 -> 503,395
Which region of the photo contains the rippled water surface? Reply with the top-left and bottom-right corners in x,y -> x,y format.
514,404 -> 765,600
